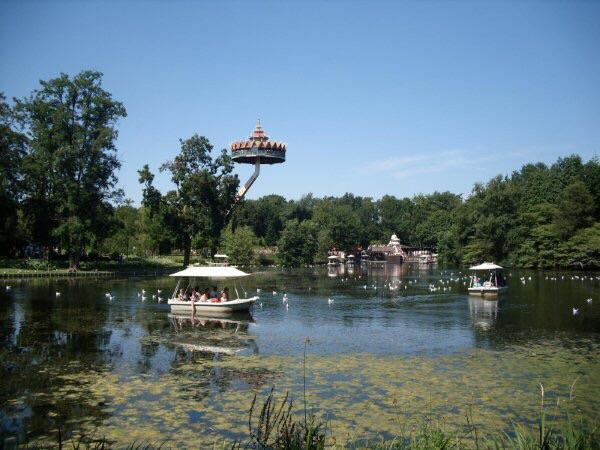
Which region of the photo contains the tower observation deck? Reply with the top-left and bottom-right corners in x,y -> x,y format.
229,121 -> 287,206
230,121 -> 286,164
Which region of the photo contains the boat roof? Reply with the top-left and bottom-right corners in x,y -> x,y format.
169,266 -> 250,278
213,253 -> 228,258
469,262 -> 504,271
328,255 -> 340,259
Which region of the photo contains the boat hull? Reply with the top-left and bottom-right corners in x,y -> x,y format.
468,286 -> 508,297
168,296 -> 259,313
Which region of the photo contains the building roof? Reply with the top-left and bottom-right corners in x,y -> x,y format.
169,266 -> 251,278
230,121 -> 287,152
469,262 -> 504,271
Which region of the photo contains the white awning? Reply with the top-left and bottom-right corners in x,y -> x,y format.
469,262 -> 504,271
169,266 -> 250,278
328,255 -> 340,259
213,254 -> 228,258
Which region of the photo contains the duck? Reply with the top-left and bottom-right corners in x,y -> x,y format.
572,308 -> 579,316
55,291 -> 61,297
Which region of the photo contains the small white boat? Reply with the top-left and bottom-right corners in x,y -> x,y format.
468,262 -> 508,297
327,255 -> 342,266
168,265 -> 258,314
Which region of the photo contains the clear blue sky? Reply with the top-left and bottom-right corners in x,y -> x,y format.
1,1 -> 599,203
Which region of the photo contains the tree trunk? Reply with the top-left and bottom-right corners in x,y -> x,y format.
183,237 -> 191,267
69,252 -> 80,271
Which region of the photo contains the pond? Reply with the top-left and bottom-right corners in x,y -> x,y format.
1,265 -> 599,446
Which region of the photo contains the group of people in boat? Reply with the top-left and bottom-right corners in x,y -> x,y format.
178,286 -> 230,303
472,273 -> 506,287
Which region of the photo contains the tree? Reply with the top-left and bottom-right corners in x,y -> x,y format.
277,219 -> 318,267
559,223 -> 600,268
140,135 -> 239,267
221,226 -> 258,266
0,93 -> 27,256
553,181 -> 594,238
15,71 -> 126,266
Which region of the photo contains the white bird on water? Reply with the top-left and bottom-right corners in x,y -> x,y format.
157,289 -> 162,294
572,308 -> 579,316
259,302 -> 263,308
257,288 -> 262,293
587,298 -> 593,304
6,286 -> 11,290
272,291 -> 277,296
105,292 -> 111,298
55,291 -> 61,297
328,298 -> 334,305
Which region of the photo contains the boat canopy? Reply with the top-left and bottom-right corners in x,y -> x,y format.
328,255 -> 340,260
169,266 -> 250,278
213,253 -> 228,259
469,262 -> 504,271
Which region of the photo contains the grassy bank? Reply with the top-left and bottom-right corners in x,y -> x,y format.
0,256 -> 188,276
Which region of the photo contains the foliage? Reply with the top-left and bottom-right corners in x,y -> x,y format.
277,219 -> 318,267
246,388 -> 326,450
12,71 -> 126,266
221,225 -> 259,266
0,92 -> 28,256
139,135 -> 239,266
2,73 -> 600,269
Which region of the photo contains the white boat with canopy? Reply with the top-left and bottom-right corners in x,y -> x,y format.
468,262 -> 508,296
168,265 -> 259,313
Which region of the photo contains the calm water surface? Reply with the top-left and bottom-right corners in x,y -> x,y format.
1,265 -> 599,446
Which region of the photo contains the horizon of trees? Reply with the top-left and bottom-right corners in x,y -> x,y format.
1,71 -> 599,269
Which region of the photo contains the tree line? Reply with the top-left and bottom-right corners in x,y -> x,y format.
1,71 -> 599,268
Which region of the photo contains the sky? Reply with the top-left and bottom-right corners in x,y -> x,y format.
1,0 -> 599,203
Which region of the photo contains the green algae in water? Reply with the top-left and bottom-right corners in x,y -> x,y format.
14,341 -> 600,447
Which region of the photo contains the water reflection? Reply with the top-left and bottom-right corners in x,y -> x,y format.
1,268 -> 599,446
469,297 -> 499,330
167,312 -> 259,355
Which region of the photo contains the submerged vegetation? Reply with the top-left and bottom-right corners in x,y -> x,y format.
15,384 -> 600,449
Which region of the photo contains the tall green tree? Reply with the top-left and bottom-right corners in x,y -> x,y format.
0,93 -> 27,256
221,226 -> 258,266
140,135 -> 239,266
277,219 -> 318,267
553,181 -> 594,238
15,71 -> 126,266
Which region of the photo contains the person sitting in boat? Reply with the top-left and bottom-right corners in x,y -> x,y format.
209,286 -> 219,300
220,287 -> 230,302
178,288 -> 187,301
191,286 -> 201,301
199,288 -> 209,302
